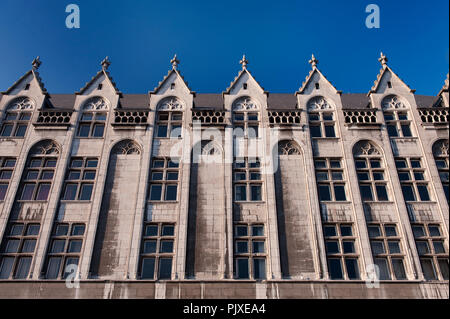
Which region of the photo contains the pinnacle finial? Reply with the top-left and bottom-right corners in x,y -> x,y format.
171,54 -> 180,69
309,54 -> 318,68
101,56 -> 111,70
32,56 -> 41,70
379,52 -> 388,67
240,55 -> 248,70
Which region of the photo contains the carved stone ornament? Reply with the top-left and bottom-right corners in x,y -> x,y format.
233,97 -> 258,111
158,97 -> 183,111
278,140 -> 301,155
354,141 -> 381,156
307,96 -> 332,111
113,140 -> 141,155
83,97 -> 108,111
8,97 -> 34,111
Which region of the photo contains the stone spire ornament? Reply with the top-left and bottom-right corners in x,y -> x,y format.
379,52 -> 388,67
101,57 -> 111,71
309,54 -> 318,68
171,54 -> 179,70
240,55 -> 248,70
32,56 -> 42,70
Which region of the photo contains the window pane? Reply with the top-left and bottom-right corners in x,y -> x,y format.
401,185 -> 416,201
21,239 -> 36,253
141,258 -> 155,279
72,225 -> 85,236
310,125 -> 322,138
63,183 -> 78,200
158,258 -> 172,279
68,171 -> 81,180
410,160 -> 421,168
326,241 -> 340,254
414,172 -> 425,181
160,240 -> 174,253
438,259 -> 449,280
46,257 -> 62,279
162,225 -> 175,236
81,113 -> 93,121
412,226 -> 425,238
417,241 -> 430,255
36,183 -> 51,200
5,239 -> 20,253
343,241 -> 355,254
316,172 -> 329,181
157,125 -> 168,138
3,159 -> 16,168
248,126 -> 259,139
360,185 -> 373,201
6,113 -> 17,121
355,160 -> 367,169
315,160 -> 327,169
318,185 -> 331,201
79,184 -> 94,200
421,259 -> 437,280
172,113 -> 182,121
0,171 -> 12,180
152,161 -> 164,169
250,172 -> 261,181
158,113 -> 169,121
323,113 -> 334,121
323,225 -> 337,237
376,185 -> 389,201
95,113 -> 107,121
77,124 -> 90,137
71,159 -> 83,168
433,241 -> 445,254
334,185 -> 347,201
62,257 -> 79,279
373,172 -> 384,181
51,240 -> 66,253
165,185 -> 177,201
340,225 -> 353,237
235,185 -> 247,201
384,226 -> 397,237
252,241 -> 265,253
54,224 -> 69,236
309,114 -> 320,121
14,257 -> 32,279
1,124 -> 14,137
0,184 -> 8,201
325,125 -> 336,138
253,258 -> 266,280
401,124 -> 412,137
236,226 -> 248,237
252,226 -> 264,237
149,185 -> 162,201
143,240 -> 157,254
371,241 -> 385,254
398,172 -> 411,181
392,259 -> 407,280
170,125 -> 182,138
166,172 -> 178,181
21,183 -> 35,200
368,226 -> 381,238
387,125 -> 398,137
332,172 -> 343,181
328,258 -> 343,279
145,225 -> 158,237
417,185 -> 430,201
10,224 -> 24,236
26,171 -> 39,180
15,125 -> 28,137
41,171 -> 54,180
83,171 -> 96,180
388,241 -> 401,254
250,184 -> 262,201
236,258 -> 249,279
395,160 -> 407,169
167,160 -> 179,168
345,259 -> 360,280
428,226 -> 441,237
151,172 -> 163,181
374,258 -> 391,280
0,257 -> 15,279
26,224 -> 40,236
92,124 -> 105,137
68,240 -> 82,253
86,159 -> 98,168
236,241 -> 248,253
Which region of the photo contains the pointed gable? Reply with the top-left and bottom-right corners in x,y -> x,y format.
2,57 -> 48,96
297,55 -> 340,95
223,55 -> 267,96
76,57 -> 123,97
150,55 -> 195,95
368,53 -> 414,95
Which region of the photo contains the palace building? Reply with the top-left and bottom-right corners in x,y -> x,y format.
0,54 -> 448,299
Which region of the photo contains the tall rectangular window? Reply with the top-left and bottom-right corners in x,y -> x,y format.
43,223 -> 85,279
323,223 -> 360,280
19,157 -> 57,201
315,158 -> 347,202
234,224 -> 266,280
233,112 -> 260,139
0,109 -> 32,138
368,224 -> 407,280
155,111 -> 182,139
433,143 -> 449,202
308,112 -> 336,138
0,158 -> 16,201
139,223 -> 175,280
396,158 -> 431,202
148,158 -> 179,202
384,110 -> 413,138
62,158 -> 98,201
355,156 -> 389,202
411,223 -> 448,281
0,223 -> 40,279
77,112 -> 106,138
233,158 -> 263,202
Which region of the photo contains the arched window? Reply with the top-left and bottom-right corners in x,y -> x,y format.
155,97 -> 183,139
353,141 -> 389,202
0,140 -> 60,280
307,96 -> 336,138
0,97 -> 34,138
382,95 -> 413,138
433,140 -> 449,201
77,97 -> 108,138
232,97 -> 260,139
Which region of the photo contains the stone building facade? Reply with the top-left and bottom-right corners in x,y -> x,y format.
0,54 -> 448,299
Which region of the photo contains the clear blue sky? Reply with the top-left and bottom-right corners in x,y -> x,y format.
0,0 -> 448,95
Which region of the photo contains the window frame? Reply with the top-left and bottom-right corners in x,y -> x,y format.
233,158 -> 263,202
315,158 -> 347,202
148,158 -> 180,202
76,111 -> 107,138
308,111 -> 337,139
396,158 -> 432,203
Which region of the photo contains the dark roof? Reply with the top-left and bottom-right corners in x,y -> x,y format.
119,94 -> 149,109
194,94 -> 223,109
267,94 -> 297,110
415,95 -> 440,108
341,93 -> 371,110
47,94 -> 76,110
